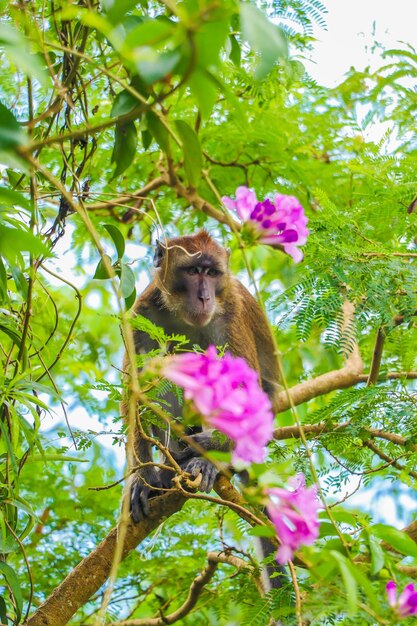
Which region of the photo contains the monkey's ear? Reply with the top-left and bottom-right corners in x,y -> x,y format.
153,240 -> 165,268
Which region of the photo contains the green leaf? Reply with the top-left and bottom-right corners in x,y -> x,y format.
103,224 -> 125,259
93,255 -> 113,279
329,551 -> 358,615
367,533 -> 385,576
10,266 -> 28,298
0,561 -> 23,622
131,314 -> 168,344
311,557 -> 336,580
146,112 -> 169,152
174,120 -> 202,187
124,285 -> 137,310
229,34 -> 241,66
324,509 -> 357,527
206,450 -> 231,463
318,522 -> 340,538
110,90 -> 139,117
0,595 -> 7,625
104,0 -> 139,24
0,224 -> 51,260
124,18 -> 174,49
28,454 -> 89,463
0,103 -> 26,151
110,121 -> 137,179
120,263 -> 136,298
4,497 -> 39,522
135,48 -> 180,85
0,187 -> 31,210
0,323 -> 23,348
195,19 -> 229,68
371,524 -> 417,557
141,129 -> 152,151
240,3 -> 288,80
189,70 -> 218,119
0,23 -> 47,84
0,257 -> 7,303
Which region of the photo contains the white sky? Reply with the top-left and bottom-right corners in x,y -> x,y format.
306,0 -> 416,86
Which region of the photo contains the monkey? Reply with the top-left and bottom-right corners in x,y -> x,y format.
123,230 -> 287,593
124,230 -> 280,520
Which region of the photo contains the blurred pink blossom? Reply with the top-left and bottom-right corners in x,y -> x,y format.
266,474 -> 320,564
386,581 -> 417,617
222,185 -> 258,221
162,345 -> 274,464
222,186 -> 309,262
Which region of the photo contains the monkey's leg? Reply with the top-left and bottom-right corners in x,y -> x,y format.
129,436 -> 165,522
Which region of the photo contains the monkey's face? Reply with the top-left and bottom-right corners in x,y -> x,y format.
174,261 -> 225,327
154,231 -> 230,327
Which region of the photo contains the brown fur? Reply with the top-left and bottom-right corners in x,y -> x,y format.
124,231 -> 280,523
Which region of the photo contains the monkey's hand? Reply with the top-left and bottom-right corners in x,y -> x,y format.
129,468 -> 164,523
182,458 -> 220,493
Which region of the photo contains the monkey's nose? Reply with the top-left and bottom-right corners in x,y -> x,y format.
198,286 -> 210,302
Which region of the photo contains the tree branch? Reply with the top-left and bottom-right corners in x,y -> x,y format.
273,423 -> 417,453
206,551 -> 266,596
358,372 -> 417,381
86,177 -> 166,215
362,440 -> 417,480
158,168 -> 240,227
366,327 -> 386,386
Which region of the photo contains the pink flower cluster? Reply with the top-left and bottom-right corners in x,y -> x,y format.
386,581 -> 417,618
266,474 -> 320,564
222,186 -> 309,263
162,346 -> 274,465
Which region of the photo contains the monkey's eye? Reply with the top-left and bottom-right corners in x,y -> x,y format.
207,268 -> 221,277
186,267 -> 199,275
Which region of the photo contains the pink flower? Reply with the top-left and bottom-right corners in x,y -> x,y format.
266,474 -> 320,564
222,185 -> 258,221
386,581 -> 417,617
222,187 -> 309,262
162,346 -> 274,465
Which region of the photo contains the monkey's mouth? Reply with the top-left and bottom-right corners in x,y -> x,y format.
184,308 -> 214,327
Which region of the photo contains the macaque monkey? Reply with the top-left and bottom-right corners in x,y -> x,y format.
125,230 -> 280,522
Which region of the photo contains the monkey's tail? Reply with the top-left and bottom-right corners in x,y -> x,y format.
255,536 -> 287,591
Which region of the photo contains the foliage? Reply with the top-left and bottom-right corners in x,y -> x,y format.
0,0 -> 416,624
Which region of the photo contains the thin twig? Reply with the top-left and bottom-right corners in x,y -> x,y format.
288,561 -> 302,626
362,440 -> 417,480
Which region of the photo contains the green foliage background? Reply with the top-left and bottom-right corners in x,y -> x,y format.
0,0 -> 416,624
